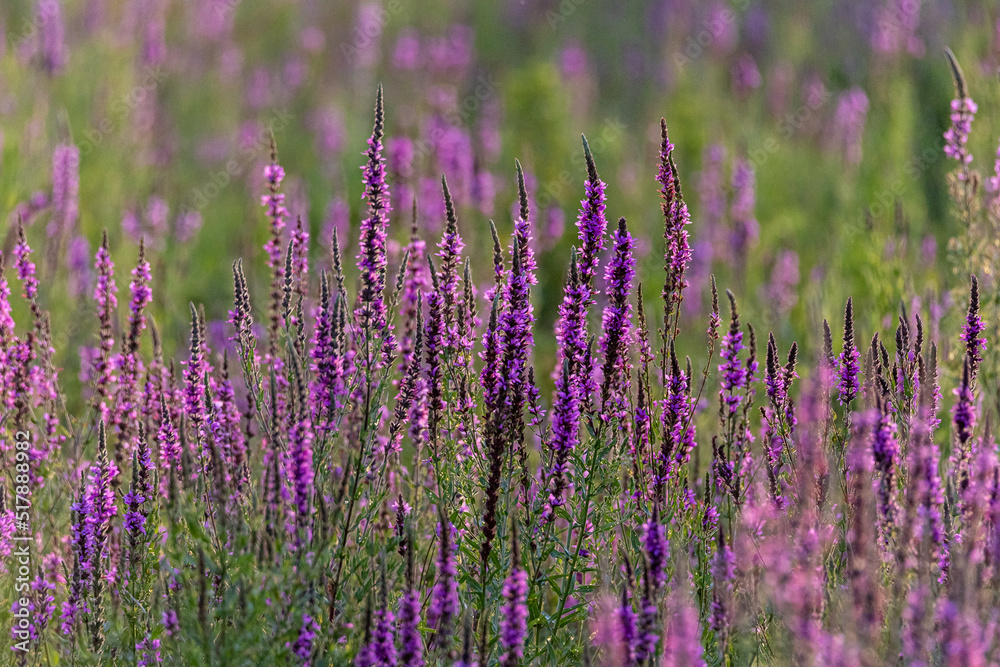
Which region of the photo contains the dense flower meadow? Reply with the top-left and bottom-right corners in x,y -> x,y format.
3,1 -> 1000,666
1,58 -> 1000,664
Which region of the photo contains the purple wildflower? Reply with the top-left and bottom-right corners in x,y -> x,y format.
355,86 -> 393,351
546,251 -> 587,518
479,295 -> 503,414
661,589 -> 707,666
67,235 -> 92,297
873,0 -> 923,55
911,412 -> 949,582
944,97 -> 977,173
292,613 -> 319,664
112,242 -> 152,464
136,634 -> 163,666
38,0 -> 68,74
554,244 -> 590,376
765,249 -> 799,317
397,589 -> 423,667
952,360 -> 976,503
373,601 -> 398,666
50,143 -> 80,240
183,304 -> 206,449
122,484 -> 146,537
643,505 -> 668,593
175,208 -> 203,243
718,291 -> 748,415
287,375 -> 315,543
660,346 -> 697,491
872,396 -> 900,548
576,135 -> 608,288
30,571 -> 56,641
310,271 -> 346,435
0,255 -> 13,416
599,218 -> 636,418
618,585 -> 638,667
398,534 -> 424,667
499,530 -> 528,667
92,232 -> 118,423
61,476 -> 90,636
831,88 -> 868,166
289,215 -> 310,318
13,225 -> 39,304
659,120 -> 693,338
710,530 -> 735,652
511,161 -> 537,285
729,158 -> 758,274
960,275 -> 986,382
262,160 -> 288,270
424,263 -> 446,445
156,394 -> 180,493
437,177 -> 466,348
261,145 -> 288,363
427,520 -> 459,650
399,221 -> 430,374
990,135 -> 1000,202
837,298 -> 860,405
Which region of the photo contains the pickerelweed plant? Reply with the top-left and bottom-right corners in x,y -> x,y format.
3,70 -> 1000,666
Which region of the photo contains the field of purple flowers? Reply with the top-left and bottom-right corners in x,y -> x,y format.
3,1 -> 1000,665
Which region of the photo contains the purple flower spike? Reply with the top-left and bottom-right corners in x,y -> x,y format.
262,161 -> 288,270
14,224 -> 39,305
480,295 -> 504,415
355,86 -> 393,347
287,399 -> 314,543
136,634 -> 163,666
436,176 -> 466,348
710,530 -> 735,651
183,304 -> 206,442
498,527 -> 527,667
618,584 -> 638,666
512,161 -> 537,285
427,519 -> 458,651
399,219 -> 430,374
944,95 -> 977,170
50,143 -> 80,240
37,0 -> 68,75
718,291 -> 748,416
398,533 -> 424,667
424,261 -> 446,445
643,505 -> 668,593
576,135 -> 608,289
960,275 -> 986,382
661,589 -> 707,666
599,217 -> 636,419
546,250 -> 587,518
872,395 -> 900,548
659,119 -> 693,338
310,271 -> 347,436
373,599 -> 397,666
836,298 -> 860,405
0,255 -> 14,418
397,588 -> 423,667
952,359 -> 976,505
92,231 -> 118,424
112,241 -> 153,463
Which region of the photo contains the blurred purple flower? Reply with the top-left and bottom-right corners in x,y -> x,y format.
831,88 -> 868,166
765,249 -> 800,317
944,97 -> 977,174
732,54 -> 762,96
38,0 -> 68,74
393,29 -> 420,70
